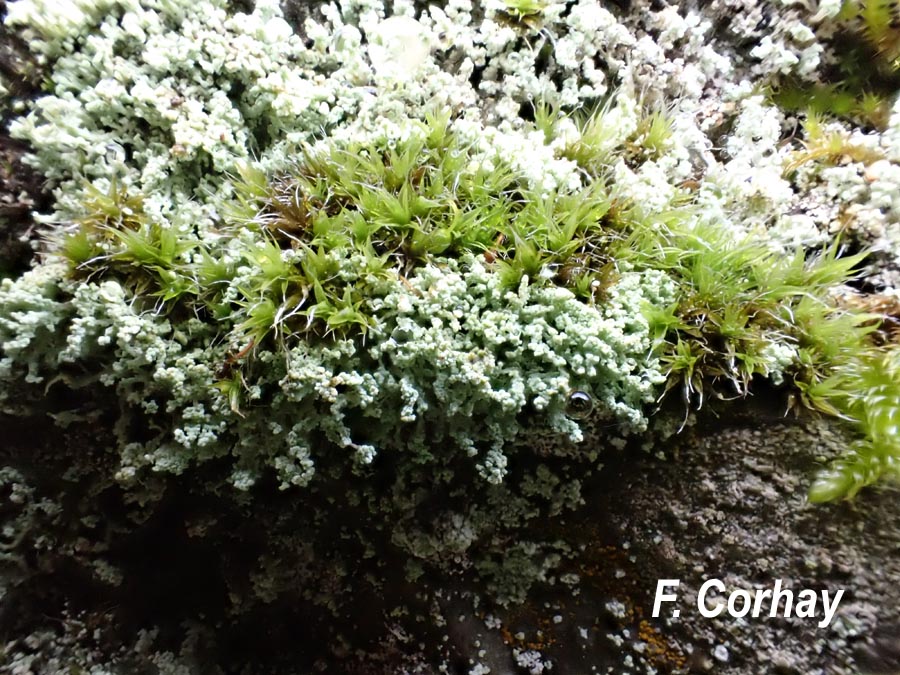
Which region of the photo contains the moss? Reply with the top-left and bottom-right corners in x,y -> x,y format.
769,0 -> 900,129
0,106 -> 681,604
5,93 -> 894,519
838,0 -> 900,68
808,347 -> 900,501
2,1 -> 900,652
605,210 -> 897,497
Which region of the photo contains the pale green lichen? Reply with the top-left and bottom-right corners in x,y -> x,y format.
0,253 -> 671,489
6,0 -> 345,225
2,0 -> 899,652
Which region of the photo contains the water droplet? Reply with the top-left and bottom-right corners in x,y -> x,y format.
565,390 -> 593,420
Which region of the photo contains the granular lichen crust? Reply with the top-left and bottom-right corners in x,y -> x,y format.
1,0 -> 900,671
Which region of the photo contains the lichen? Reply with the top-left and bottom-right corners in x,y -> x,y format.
2,0 -> 900,668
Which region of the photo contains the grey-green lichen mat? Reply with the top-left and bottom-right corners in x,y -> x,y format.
1,0 -> 899,670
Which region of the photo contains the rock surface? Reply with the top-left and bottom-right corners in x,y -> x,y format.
0,0 -> 44,276
0,1 -> 898,673
407,414 -> 900,675
2,404 -> 898,674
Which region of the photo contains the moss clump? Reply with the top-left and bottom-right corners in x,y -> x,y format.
3,101 -> 895,543
808,347 -> 900,501
769,0 -> 900,129
838,0 -> 900,68
0,108 -> 690,609
616,215 -> 900,492
2,3 -> 900,655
